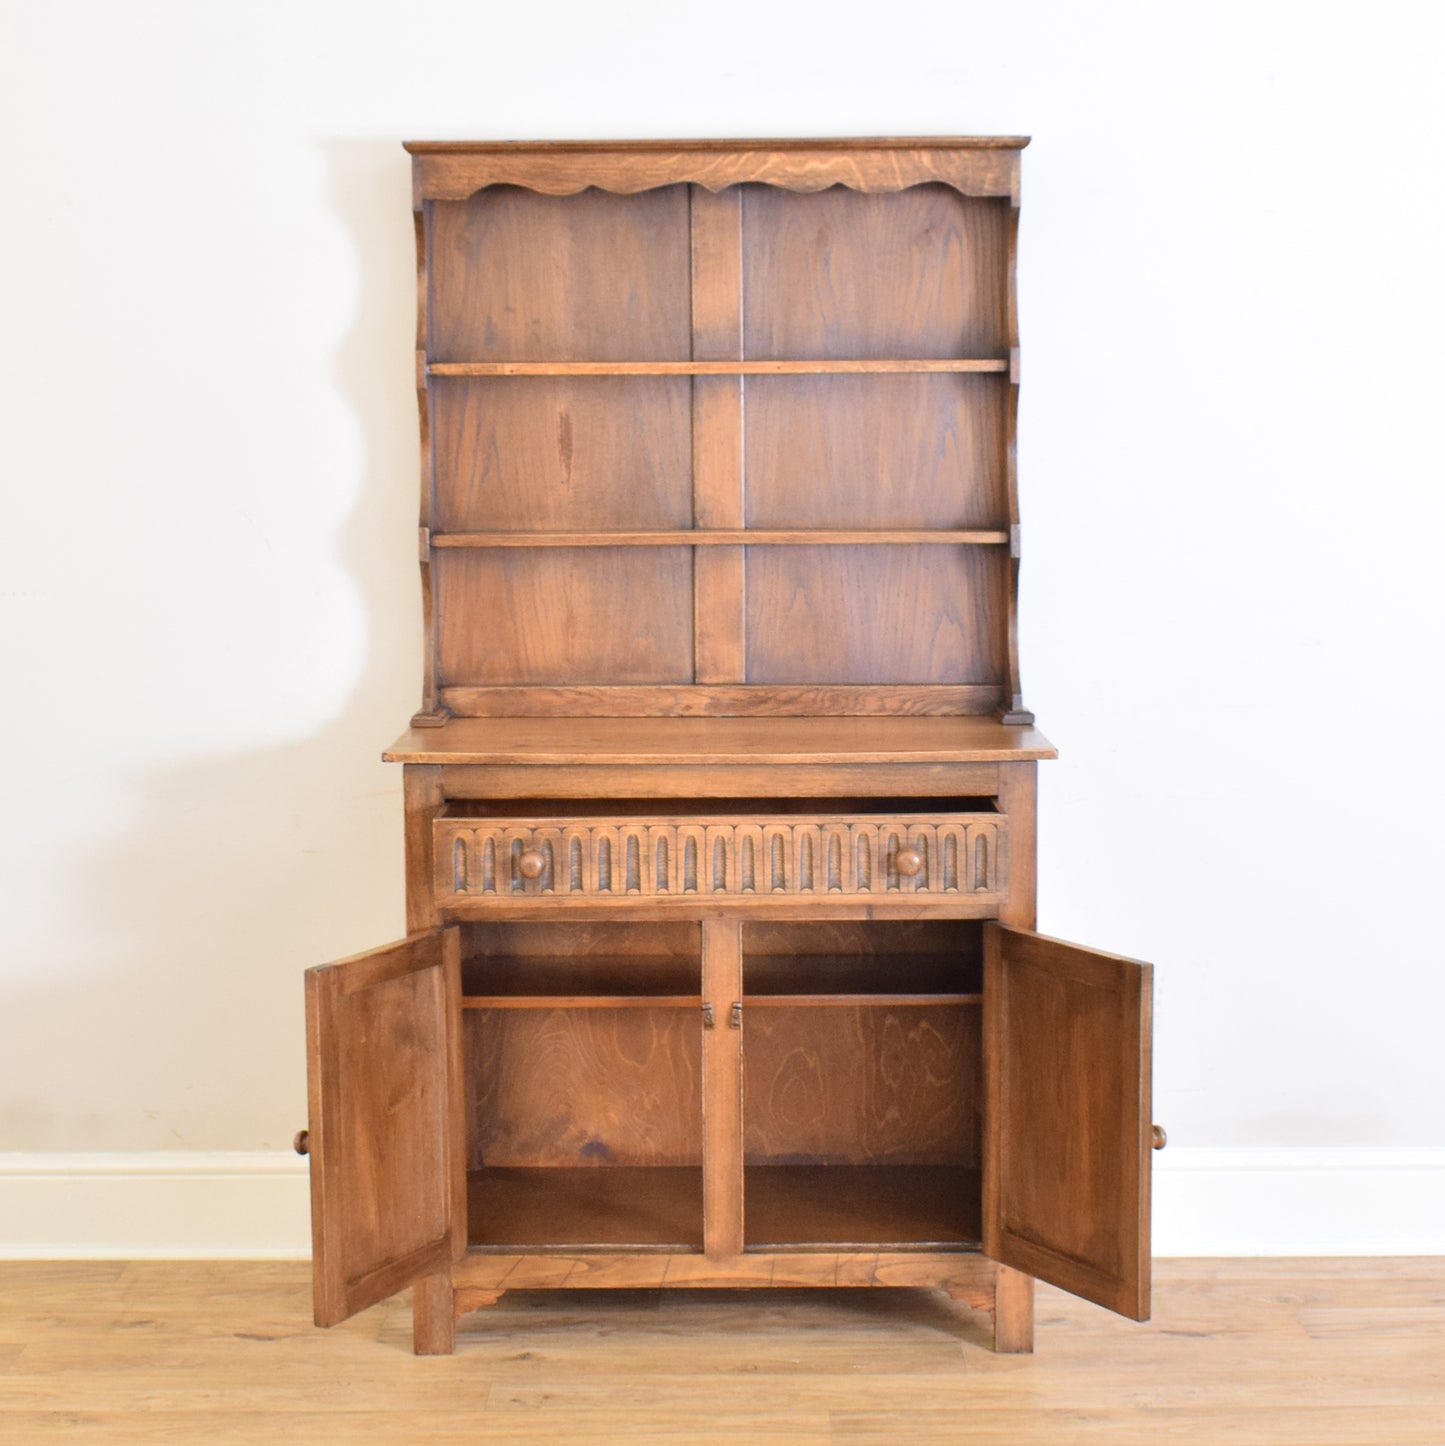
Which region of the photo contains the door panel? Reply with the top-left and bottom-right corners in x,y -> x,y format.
304,928 -> 463,1326
983,923 -> 1152,1320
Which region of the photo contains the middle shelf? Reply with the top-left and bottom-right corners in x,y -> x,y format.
428,358 -> 1011,377
430,528 -> 1012,549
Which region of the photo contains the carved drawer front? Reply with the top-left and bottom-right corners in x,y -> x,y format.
433,802 -> 1007,910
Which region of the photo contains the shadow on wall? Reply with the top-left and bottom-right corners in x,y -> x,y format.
0,141 -> 424,1153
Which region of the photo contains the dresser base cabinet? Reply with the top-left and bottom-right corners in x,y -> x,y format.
302,752 -> 1154,1356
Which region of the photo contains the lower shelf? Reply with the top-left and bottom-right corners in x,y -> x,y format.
467,1163 -> 981,1253
745,1165 -> 982,1250
468,1166 -> 703,1251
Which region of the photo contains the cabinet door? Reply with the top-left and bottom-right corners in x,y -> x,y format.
304,928 -> 463,1326
982,923 -> 1153,1320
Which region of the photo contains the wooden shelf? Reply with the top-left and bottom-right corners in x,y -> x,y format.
743,952 -> 982,997
428,358 -> 1009,377
468,1166 -> 703,1251
430,529 -> 1011,549
743,1165 -> 982,1250
461,952 -> 699,1005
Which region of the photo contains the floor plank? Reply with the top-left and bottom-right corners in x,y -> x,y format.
0,1260 -> 1441,1442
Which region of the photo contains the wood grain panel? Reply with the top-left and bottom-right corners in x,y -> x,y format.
742,185 -> 1010,359
438,683 -> 1007,717
436,548 -> 694,685
743,919 -> 982,960
465,1008 -> 701,1168
984,924 -> 1152,1321
431,376 -> 692,531
744,1006 -> 980,1166
463,920 -> 701,960
429,186 -> 691,361
745,545 -> 1007,685
304,930 -> 460,1327
745,375 -> 1007,529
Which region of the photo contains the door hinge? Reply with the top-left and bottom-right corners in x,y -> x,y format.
730,1000 -> 743,1029
702,1002 -> 715,1029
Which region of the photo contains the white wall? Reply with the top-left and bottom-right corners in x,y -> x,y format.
2,0 -> 1442,1249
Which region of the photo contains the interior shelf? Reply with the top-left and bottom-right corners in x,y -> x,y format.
428,358 -> 1010,377
744,1165 -> 982,1250
742,951 -> 982,998
461,952 -> 700,1005
468,1167 -> 703,1251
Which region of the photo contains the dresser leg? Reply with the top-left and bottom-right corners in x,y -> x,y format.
412,1272 -> 456,1355
993,1265 -> 1035,1353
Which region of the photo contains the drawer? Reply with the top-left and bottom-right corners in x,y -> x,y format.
433,797 -> 1007,909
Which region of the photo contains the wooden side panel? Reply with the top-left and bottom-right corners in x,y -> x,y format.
304,929 -> 461,1327
743,1005 -> 981,1166
435,548 -> 694,685
464,1008 -> 702,1167
403,765 -> 443,935
745,545 -> 1008,685
983,924 -> 1153,1321
741,186 -> 1010,359
428,186 -> 691,361
431,376 -> 693,531
744,375 -> 1008,530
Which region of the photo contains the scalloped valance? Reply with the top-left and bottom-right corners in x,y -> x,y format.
403,137 -> 1028,205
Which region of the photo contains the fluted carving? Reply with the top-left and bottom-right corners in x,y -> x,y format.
435,814 -> 1006,905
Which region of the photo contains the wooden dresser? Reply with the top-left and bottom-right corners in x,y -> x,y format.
296,137 -> 1161,1355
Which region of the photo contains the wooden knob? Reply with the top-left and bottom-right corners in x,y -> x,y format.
293,1129 -> 310,1156
518,848 -> 546,880
895,847 -> 924,877
1152,1125 -> 1167,1150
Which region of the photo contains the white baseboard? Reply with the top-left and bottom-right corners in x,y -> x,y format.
1151,1146 -> 1445,1256
0,1152 -> 311,1259
1,1147 -> 1441,1259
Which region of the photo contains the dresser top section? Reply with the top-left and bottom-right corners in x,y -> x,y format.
383,717 -> 1056,766
403,137 -> 1026,203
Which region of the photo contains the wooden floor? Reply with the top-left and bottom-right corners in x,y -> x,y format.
1,1260 -> 1442,1442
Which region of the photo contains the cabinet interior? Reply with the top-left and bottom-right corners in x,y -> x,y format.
741,921 -> 983,1250
460,919 -> 983,1253
462,923 -> 704,1251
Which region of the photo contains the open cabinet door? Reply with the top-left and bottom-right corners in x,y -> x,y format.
303,928 -> 463,1327
983,923 -> 1153,1321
